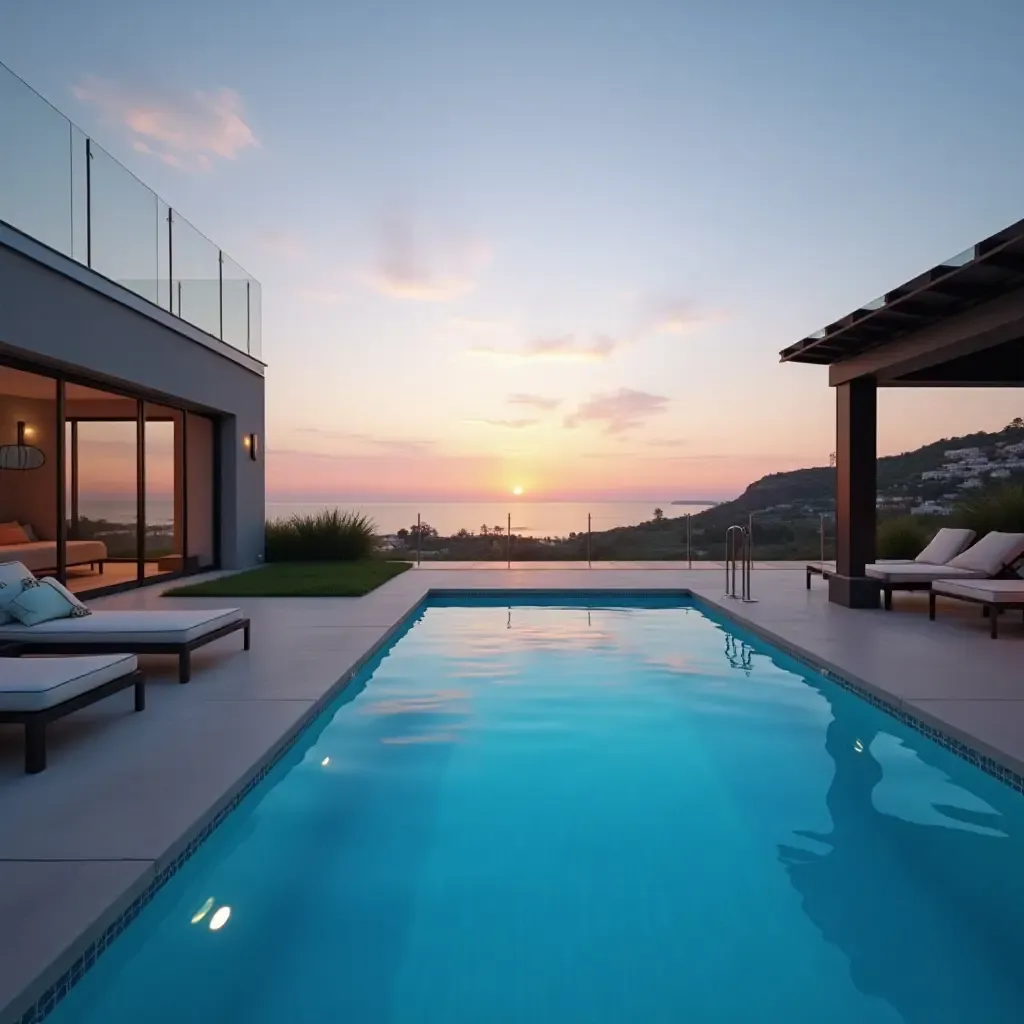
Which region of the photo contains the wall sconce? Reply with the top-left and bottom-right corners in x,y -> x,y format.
0,421 -> 45,470
244,432 -> 259,461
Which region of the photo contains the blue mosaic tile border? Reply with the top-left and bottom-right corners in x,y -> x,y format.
15,696 -> 321,1024
701,601 -> 1024,796
14,586 -> 1024,1024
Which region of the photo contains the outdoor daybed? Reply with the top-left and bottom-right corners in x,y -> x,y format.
929,579 -> 1024,639
865,532 -> 1024,611
0,653 -> 142,773
0,609 -> 250,684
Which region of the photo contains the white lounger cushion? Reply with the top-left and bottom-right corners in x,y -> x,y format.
914,528 -> 975,565
0,608 -> 242,645
931,579 -> 1024,602
865,564 -> 987,583
0,654 -> 137,713
945,532 -> 1024,576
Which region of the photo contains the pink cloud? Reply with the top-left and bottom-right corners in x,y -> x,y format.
508,393 -> 561,411
364,216 -> 490,301
564,388 -> 670,434
469,418 -> 539,429
73,75 -> 259,171
470,334 -> 621,363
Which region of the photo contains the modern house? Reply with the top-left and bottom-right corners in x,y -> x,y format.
0,63 -> 265,596
782,217 -> 1024,607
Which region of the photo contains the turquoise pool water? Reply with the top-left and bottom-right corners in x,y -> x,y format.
50,597 -> 1024,1023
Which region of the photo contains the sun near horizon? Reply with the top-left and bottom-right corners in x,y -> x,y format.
512,485 -> 524,496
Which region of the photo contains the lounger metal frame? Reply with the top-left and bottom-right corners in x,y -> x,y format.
0,648 -> 144,773
929,589 -> 1024,639
10,618 -> 250,684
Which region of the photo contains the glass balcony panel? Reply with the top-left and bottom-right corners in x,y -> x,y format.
88,142 -> 161,305
0,63 -> 73,255
172,211 -> 221,338
221,253 -> 252,353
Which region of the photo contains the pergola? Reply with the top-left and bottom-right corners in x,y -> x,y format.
781,217 -> 1024,607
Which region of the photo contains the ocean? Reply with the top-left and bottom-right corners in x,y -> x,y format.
74,499 -> 715,539
264,501 -> 714,538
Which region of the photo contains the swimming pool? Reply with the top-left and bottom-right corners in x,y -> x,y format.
47,595 -> 1024,1023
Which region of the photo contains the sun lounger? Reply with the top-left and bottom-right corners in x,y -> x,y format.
929,579 -> 1024,638
0,652 -> 142,773
806,528 -> 975,590
0,609 -> 250,684
866,531 -> 1024,610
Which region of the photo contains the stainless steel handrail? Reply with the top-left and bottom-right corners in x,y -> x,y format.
725,525 -> 756,602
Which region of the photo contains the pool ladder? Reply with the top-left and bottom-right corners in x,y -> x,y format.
725,525 -> 756,602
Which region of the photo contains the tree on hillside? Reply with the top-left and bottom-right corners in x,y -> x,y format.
1011,417 -> 1024,429
653,508 -> 665,520
480,525 -> 489,536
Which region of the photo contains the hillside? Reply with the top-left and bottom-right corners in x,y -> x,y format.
702,418 -> 1024,527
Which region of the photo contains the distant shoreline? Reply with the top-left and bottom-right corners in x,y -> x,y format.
670,500 -> 720,506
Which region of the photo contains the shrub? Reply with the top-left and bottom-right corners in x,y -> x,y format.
876,516 -> 929,560
955,484 -> 1024,537
265,510 -> 377,562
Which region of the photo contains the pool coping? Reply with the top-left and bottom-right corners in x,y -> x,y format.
8,585 -> 1024,1024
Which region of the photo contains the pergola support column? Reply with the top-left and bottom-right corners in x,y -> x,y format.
828,377 -> 880,608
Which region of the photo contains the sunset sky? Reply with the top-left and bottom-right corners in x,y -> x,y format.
4,0 -> 1024,500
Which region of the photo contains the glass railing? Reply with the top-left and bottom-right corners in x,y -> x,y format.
0,61 -> 262,358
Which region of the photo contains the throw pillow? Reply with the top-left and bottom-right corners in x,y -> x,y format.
0,561 -> 37,625
7,577 -> 92,627
0,522 -> 29,546
38,577 -> 90,615
20,523 -> 37,542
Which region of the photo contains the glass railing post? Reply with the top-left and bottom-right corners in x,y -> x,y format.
218,250 -> 224,340
246,280 -> 251,353
85,136 -> 92,268
167,207 -> 174,313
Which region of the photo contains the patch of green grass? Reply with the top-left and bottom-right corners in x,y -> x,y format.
164,560 -> 412,598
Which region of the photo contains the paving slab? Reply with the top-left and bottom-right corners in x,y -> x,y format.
0,860 -> 154,1021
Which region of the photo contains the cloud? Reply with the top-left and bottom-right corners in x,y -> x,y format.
258,230 -> 307,261
645,438 -> 689,448
508,393 -> 561,411
72,75 -> 258,170
450,317 -> 510,334
468,418 -> 539,429
470,334 -> 621,363
564,388 -> 670,434
294,284 -> 348,306
364,216 -> 490,301
287,427 -> 434,456
639,297 -> 725,336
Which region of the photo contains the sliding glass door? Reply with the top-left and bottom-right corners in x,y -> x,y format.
0,365 -> 58,574
3,359 -> 218,596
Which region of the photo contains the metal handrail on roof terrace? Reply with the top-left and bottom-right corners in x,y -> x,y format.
0,60 -> 262,359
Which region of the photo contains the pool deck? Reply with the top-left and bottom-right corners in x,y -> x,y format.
2,562 -> 1023,1022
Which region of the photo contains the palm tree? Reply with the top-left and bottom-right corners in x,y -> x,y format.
653,508 -> 664,521
480,525 -> 489,536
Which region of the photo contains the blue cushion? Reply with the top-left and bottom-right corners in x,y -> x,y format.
7,578 -> 91,627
